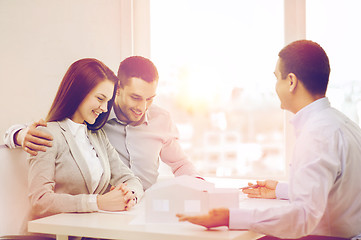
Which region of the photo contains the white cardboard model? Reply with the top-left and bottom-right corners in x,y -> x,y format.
145,175 -> 239,223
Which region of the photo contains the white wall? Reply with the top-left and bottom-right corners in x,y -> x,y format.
0,0 -> 124,144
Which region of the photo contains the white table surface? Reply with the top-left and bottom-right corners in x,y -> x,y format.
28,194 -> 289,240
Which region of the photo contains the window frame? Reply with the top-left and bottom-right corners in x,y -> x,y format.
122,0 -> 307,181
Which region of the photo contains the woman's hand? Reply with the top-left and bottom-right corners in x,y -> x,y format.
97,183 -> 136,211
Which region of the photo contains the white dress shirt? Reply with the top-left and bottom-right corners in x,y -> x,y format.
65,118 -> 103,193
230,98 -> 361,239
65,118 -> 103,211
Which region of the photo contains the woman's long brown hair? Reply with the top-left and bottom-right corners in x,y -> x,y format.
46,58 -> 118,130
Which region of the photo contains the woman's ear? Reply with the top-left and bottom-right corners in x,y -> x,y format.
288,73 -> 298,93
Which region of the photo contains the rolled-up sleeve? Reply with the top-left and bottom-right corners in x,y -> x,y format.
3,124 -> 26,148
159,116 -> 198,177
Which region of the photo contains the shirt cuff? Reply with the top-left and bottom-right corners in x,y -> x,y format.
3,124 -> 27,148
229,208 -> 254,230
88,194 -> 99,212
275,182 -> 289,200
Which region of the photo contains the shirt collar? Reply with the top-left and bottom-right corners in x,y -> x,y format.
64,118 -> 87,137
108,107 -> 149,126
290,97 -> 330,134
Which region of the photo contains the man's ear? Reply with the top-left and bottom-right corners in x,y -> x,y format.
116,83 -> 122,96
288,73 -> 298,93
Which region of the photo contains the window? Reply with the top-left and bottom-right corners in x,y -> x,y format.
150,0 -> 286,179
307,0 -> 361,125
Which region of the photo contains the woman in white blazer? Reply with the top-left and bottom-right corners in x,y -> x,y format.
28,58 -> 144,220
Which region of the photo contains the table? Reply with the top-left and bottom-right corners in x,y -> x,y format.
28,195 -> 289,240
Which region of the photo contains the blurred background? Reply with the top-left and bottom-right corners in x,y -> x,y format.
1,0 -> 360,181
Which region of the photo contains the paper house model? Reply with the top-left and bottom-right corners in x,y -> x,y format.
145,175 -> 239,223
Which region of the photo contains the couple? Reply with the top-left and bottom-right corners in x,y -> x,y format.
5,56 -> 200,223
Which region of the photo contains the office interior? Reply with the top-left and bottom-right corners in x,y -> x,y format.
0,0 -> 360,237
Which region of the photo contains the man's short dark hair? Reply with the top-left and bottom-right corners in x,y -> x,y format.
278,40 -> 330,95
117,56 -> 159,87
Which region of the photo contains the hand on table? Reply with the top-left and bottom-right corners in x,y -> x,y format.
242,180 -> 278,199
176,208 -> 229,229
97,183 -> 136,211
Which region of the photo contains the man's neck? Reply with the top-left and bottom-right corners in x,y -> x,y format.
293,94 -> 325,114
113,103 -> 129,124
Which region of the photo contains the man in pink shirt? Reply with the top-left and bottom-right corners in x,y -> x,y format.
4,56 -> 199,190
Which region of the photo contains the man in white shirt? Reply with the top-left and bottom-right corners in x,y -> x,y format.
4,56 -> 199,190
176,40 -> 361,239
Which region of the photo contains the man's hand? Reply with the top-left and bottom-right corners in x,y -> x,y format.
176,208 -> 229,229
15,119 -> 53,156
242,180 -> 278,199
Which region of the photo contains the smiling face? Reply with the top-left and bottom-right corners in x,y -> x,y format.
72,79 -> 115,124
115,77 -> 158,124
